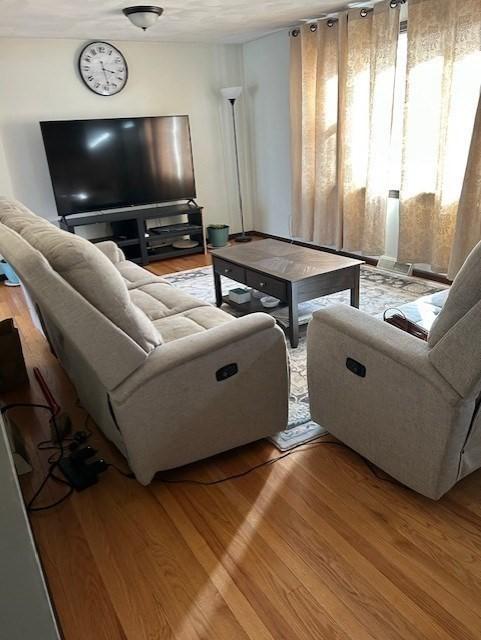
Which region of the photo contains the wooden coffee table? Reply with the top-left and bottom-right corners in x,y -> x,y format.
211,239 -> 364,347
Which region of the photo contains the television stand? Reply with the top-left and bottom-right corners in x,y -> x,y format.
60,202 -> 206,266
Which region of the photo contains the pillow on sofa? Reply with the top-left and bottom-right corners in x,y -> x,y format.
21,221 -> 162,352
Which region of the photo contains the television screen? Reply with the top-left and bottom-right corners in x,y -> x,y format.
40,115 -> 196,217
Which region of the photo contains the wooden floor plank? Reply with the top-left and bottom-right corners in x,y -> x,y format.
2,249 -> 481,640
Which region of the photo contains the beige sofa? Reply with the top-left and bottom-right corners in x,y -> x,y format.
307,241 -> 481,499
0,198 -> 289,484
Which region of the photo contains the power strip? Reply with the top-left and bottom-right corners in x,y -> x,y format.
58,451 -> 108,491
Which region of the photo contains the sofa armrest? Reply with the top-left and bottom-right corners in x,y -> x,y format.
115,312 -> 283,399
95,241 -> 125,264
110,312 -> 289,484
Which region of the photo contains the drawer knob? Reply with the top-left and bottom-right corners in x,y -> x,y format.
224,268 -> 231,274
259,281 -> 265,287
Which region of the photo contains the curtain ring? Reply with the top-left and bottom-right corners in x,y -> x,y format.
327,18 -> 335,27
309,23 -> 318,32
291,28 -> 300,37
360,8 -> 369,17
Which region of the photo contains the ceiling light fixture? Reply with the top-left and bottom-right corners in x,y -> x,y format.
123,6 -> 163,31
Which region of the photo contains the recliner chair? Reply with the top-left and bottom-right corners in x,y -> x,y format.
307,241 -> 481,499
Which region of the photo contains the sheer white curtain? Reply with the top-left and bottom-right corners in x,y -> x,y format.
398,0 -> 481,272
290,19 -> 345,246
342,3 -> 399,254
290,1 -> 399,255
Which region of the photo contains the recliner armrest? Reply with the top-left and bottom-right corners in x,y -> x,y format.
114,312 -> 284,400
308,305 -> 459,402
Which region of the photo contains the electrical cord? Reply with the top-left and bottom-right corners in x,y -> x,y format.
1,402 -> 53,414
155,438 -> 347,486
4,403 -> 400,504
1,402 -> 75,511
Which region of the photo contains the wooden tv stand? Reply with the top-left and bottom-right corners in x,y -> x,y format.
59,202 -> 206,266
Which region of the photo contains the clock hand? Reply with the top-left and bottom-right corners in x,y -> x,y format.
100,61 -> 110,85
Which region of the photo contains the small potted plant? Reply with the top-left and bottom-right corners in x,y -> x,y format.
207,224 -> 230,248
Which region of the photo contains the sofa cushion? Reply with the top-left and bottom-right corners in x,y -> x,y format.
129,282 -> 209,320
116,261 -> 170,289
21,221 -> 161,352
152,306 -> 233,343
429,240 -> 481,346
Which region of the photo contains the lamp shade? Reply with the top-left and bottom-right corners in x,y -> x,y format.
220,86 -> 243,101
123,6 -> 163,30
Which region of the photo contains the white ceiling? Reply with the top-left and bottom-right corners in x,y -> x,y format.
0,0 -> 354,44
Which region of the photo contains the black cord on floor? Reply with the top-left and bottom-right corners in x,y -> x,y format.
6,402 -> 399,502
158,438 -> 347,486
1,403 -> 76,511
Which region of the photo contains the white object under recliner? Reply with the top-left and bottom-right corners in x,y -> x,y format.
307,241 -> 481,499
0,198 -> 289,484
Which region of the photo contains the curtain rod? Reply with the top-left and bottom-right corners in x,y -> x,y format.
290,0 -> 406,35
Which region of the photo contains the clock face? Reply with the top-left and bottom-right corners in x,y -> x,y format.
79,42 -> 128,96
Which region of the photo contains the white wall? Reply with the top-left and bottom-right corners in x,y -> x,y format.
0,38 -> 249,230
243,31 -> 292,238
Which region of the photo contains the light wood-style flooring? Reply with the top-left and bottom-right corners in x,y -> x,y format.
1,250 -> 481,640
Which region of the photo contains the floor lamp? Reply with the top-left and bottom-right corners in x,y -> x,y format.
221,86 -> 251,243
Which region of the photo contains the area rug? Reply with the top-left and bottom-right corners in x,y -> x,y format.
162,265 -> 445,433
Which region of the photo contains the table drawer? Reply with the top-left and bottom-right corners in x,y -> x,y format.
214,258 -> 246,283
246,270 -> 287,301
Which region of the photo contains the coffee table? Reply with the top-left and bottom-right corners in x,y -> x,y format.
211,239 -> 364,347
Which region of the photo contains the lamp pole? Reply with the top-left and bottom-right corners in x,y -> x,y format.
221,87 -> 251,243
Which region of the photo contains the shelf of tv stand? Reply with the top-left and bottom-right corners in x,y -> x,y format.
60,202 -> 206,266
146,245 -> 204,262
91,235 -> 140,248
148,222 -> 203,241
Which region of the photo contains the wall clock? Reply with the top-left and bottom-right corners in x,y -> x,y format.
78,41 -> 128,96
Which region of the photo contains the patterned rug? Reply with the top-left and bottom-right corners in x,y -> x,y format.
163,265 -> 445,428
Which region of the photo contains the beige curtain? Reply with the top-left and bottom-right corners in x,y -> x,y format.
290,19 -> 345,246
399,0 -> 481,272
342,3 -> 399,254
290,1 -> 399,254
448,92 -> 481,279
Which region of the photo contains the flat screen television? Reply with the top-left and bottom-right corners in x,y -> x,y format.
40,115 -> 196,217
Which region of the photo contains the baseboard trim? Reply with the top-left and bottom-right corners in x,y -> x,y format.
248,230 -> 451,286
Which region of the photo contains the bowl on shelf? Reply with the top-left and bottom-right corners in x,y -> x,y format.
260,296 -> 280,309
172,239 -> 199,249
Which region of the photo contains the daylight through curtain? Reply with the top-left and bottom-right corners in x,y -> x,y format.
398,0 -> 481,272
290,19 -> 344,247
342,2 -> 399,254
290,0 -> 399,254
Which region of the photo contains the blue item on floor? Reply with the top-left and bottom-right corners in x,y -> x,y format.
0,260 -> 21,285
